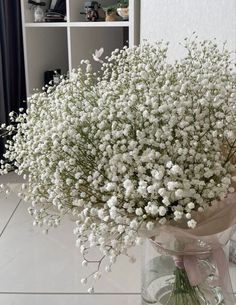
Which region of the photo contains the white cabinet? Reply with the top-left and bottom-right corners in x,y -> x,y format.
21,0 -> 140,95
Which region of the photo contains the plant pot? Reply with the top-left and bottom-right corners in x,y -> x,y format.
105,11 -> 118,21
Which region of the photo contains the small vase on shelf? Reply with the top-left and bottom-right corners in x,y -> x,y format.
34,5 -> 45,22
104,8 -> 118,22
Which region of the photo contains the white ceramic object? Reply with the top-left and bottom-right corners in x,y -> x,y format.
117,7 -> 129,20
34,6 -> 44,22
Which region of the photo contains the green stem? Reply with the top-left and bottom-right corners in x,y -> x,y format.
166,267 -> 205,305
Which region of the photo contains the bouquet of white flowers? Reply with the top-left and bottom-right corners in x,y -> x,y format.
1,37 -> 236,304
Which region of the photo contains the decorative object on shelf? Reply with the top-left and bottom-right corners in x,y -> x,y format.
92,47 -> 104,63
116,7 -> 128,20
117,0 -> 129,20
28,0 -> 46,22
44,69 -> 61,88
44,11 -> 65,22
80,1 -> 105,22
103,0 -> 129,22
104,5 -> 119,21
45,0 -> 66,22
34,5 -> 45,22
49,0 -> 66,15
1,37 -> 236,304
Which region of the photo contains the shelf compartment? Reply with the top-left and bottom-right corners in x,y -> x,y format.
21,0 -> 67,23
25,27 -> 69,95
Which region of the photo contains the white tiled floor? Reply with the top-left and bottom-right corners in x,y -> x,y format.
0,173 -> 141,305
0,294 -> 140,305
0,173 -> 235,305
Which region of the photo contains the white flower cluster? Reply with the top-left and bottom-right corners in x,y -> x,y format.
1,37 -> 236,289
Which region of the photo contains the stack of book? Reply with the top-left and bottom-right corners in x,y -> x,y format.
45,11 -> 65,22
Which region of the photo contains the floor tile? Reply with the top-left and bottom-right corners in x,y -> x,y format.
0,172 -> 24,233
0,200 -> 141,293
0,294 -> 141,305
0,191 -> 20,234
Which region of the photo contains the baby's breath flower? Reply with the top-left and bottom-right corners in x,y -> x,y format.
187,219 -> 197,229
1,37 -> 236,290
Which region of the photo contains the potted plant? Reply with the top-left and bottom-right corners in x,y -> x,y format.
117,0 -> 129,20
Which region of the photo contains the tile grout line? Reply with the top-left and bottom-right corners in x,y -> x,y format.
0,292 -> 141,295
0,199 -> 22,238
0,291 -> 235,296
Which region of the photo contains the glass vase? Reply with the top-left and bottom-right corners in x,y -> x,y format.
141,240 -> 233,305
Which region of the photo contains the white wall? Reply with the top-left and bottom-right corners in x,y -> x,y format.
141,0 -> 236,59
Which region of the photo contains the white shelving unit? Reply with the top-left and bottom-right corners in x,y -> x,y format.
21,0 -> 140,95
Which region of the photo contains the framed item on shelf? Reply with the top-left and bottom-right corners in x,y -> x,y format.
49,0 -> 66,15
45,0 -> 66,21
49,0 -> 58,10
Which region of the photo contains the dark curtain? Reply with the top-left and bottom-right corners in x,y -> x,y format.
0,0 -> 26,158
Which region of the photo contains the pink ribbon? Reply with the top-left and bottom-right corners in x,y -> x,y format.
184,247 -> 235,304
182,253 -> 208,286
